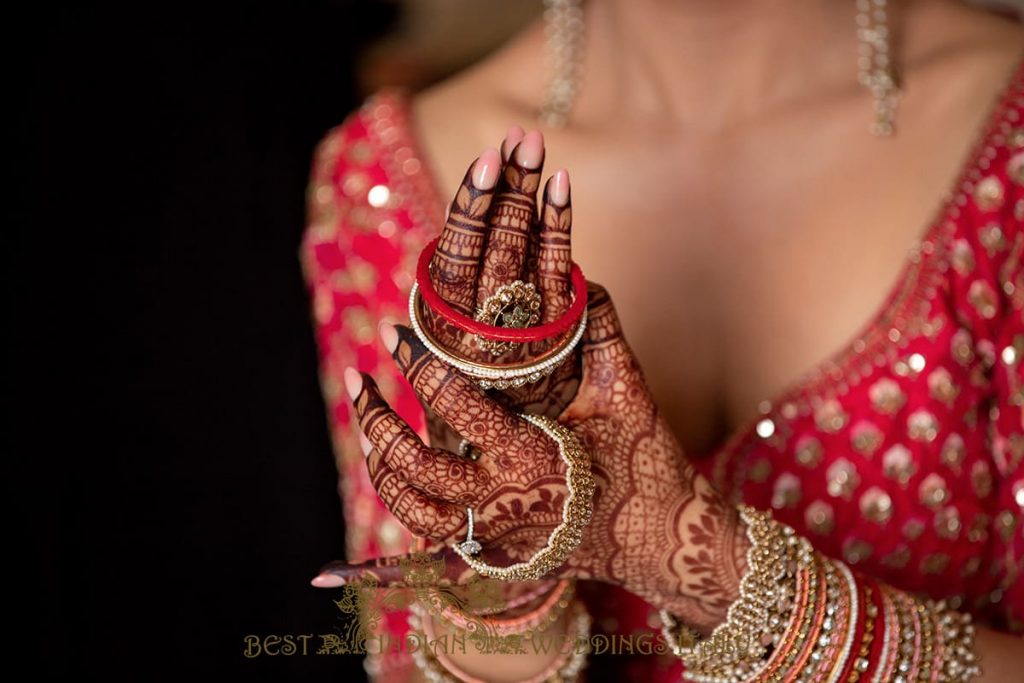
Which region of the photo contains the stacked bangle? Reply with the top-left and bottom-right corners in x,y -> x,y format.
660,507 -> 981,683
409,282 -> 587,389
416,236 -> 588,344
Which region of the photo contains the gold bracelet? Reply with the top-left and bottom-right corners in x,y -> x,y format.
451,414 -> 594,582
661,506 -> 813,682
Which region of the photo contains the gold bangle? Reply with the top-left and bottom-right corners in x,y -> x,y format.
451,414 -> 594,582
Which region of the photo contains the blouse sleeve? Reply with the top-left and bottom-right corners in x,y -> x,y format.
300,108 -> 426,564
966,139 -> 1024,631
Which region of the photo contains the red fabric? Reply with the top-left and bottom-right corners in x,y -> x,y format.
300,64 -> 1024,680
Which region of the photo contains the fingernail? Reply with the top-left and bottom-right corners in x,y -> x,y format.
501,125 -> 525,161
472,148 -> 501,190
343,367 -> 362,401
379,321 -> 399,353
550,169 -> 570,207
311,573 -> 345,588
359,433 -> 373,458
515,130 -> 544,169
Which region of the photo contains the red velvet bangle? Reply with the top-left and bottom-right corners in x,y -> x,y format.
415,236 -> 588,343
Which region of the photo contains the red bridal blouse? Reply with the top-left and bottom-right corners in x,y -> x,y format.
300,64 -> 1024,681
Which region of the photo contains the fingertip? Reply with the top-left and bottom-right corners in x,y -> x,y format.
472,148 -> 501,190
311,573 -> 346,588
501,125 -> 525,161
343,367 -> 363,401
549,169 -> 570,207
515,130 -> 545,169
379,320 -> 399,353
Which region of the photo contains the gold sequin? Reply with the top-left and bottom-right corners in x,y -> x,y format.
968,280 -> 998,319
979,222 -> 1008,255
859,486 -> 893,524
961,557 -> 982,577
926,367 -> 958,406
771,473 -> 801,509
794,436 -> 824,468
918,473 -> 950,509
907,409 -> 939,442
843,538 -> 874,565
903,518 -> 925,540
805,500 -> 835,535
749,459 -> 772,483
826,458 -> 860,499
851,420 -> 884,456
882,444 -> 916,486
1009,152 -> 1024,185
971,461 -> 993,498
344,140 -> 374,164
997,511 -> 1017,541
921,553 -> 951,575
968,514 -> 990,543
934,507 -> 962,539
973,175 -> 1005,211
950,239 -> 976,276
1011,127 -> 1024,149
950,329 -> 974,366
341,170 -> 370,197
976,339 -> 996,369
814,399 -> 848,433
868,378 -> 906,415
940,433 -> 966,474
881,546 -> 911,569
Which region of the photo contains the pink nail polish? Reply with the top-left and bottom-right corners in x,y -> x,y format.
359,433 -> 373,458
311,574 -> 345,588
472,148 -> 501,190
515,131 -> 544,169
502,125 -> 525,161
378,321 -> 399,353
550,169 -> 570,207
343,367 -> 362,401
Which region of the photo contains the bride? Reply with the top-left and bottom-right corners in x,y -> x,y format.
301,1 -> 1023,680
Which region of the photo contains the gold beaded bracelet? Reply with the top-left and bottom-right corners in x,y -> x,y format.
451,414 -> 595,582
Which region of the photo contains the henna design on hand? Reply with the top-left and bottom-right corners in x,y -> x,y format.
429,161 -> 494,316
320,136 -> 747,634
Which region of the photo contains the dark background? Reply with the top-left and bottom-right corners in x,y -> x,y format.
17,2 -> 394,678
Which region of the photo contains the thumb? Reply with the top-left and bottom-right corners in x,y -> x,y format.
311,548 -> 477,589
580,281 -> 630,359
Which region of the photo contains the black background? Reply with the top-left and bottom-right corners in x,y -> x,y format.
18,2 -> 394,678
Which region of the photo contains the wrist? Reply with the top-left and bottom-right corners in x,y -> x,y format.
650,478 -> 750,634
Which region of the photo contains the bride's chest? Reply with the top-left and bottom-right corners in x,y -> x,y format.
567,175 -> 928,454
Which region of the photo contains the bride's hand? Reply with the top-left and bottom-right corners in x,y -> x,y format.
314,137 -> 748,632
420,127 -> 580,428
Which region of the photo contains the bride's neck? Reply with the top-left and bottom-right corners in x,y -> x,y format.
582,0 -> 866,126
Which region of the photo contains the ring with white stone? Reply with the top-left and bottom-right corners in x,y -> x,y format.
457,507 -> 482,556
409,282 -> 586,390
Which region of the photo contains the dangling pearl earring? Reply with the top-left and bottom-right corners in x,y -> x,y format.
539,0 -> 585,128
856,0 -> 901,136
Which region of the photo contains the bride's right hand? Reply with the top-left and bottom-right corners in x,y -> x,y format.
420,128 -> 581,426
